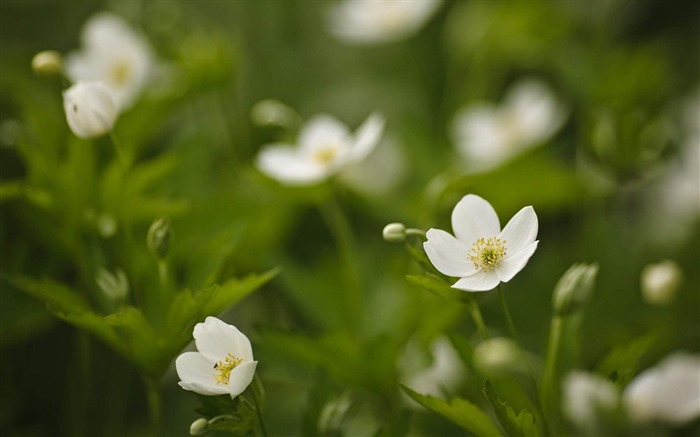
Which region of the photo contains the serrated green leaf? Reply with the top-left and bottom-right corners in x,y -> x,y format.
198,268 -> 279,316
405,273 -> 471,303
105,306 -> 165,376
482,381 -> 540,437
596,332 -> 660,389
401,385 -> 503,436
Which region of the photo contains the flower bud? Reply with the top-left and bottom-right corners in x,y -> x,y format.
640,260 -> 682,306
473,337 -> 529,378
250,100 -> 297,127
31,50 -> 63,76
96,268 -> 129,301
552,263 -> 598,317
189,418 -> 209,436
382,222 -> 406,243
63,82 -> 119,139
147,217 -> 171,260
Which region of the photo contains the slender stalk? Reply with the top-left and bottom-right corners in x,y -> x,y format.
465,298 -> 490,341
405,228 -> 427,238
251,388 -> 268,437
541,315 -> 564,434
145,378 -> 161,436
157,259 -> 169,299
497,285 -> 519,342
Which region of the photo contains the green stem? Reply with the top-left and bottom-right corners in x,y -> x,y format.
251,388 -> 268,437
157,259 -> 169,299
465,297 -> 490,341
541,315 -> 564,434
497,285 -> 519,342
145,378 -> 161,436
405,228 -> 427,238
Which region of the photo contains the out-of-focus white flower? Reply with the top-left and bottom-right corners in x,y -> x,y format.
63,82 -> 119,139
623,352 -> 700,425
563,371 -> 620,433
399,336 -> 463,400
66,12 -> 156,110
327,0 -> 442,46
473,337 -> 530,378
256,112 -> 384,186
640,260 -> 682,306
176,317 -> 257,399
339,136 -> 405,195
424,194 -> 538,292
452,79 -> 566,171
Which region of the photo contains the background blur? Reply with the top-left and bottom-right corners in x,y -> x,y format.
1,0 -> 698,436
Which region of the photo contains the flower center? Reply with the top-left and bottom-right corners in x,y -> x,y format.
469,237 -> 507,272
110,59 -> 132,87
312,145 -> 339,164
213,353 -> 243,385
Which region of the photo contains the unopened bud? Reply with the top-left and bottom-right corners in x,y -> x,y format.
147,217 -> 171,260
250,100 -> 298,127
473,337 -> 529,377
382,222 -> 406,243
640,260 -> 681,306
553,263 -> 598,317
96,268 -> 129,300
189,418 -> 209,436
32,50 -> 63,76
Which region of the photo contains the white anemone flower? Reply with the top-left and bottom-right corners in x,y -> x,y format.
66,12 -> 156,110
623,352 -> 700,425
452,79 -> 565,171
327,0 -> 442,46
176,317 -> 258,399
424,194 -> 538,292
63,81 -> 119,139
256,113 -> 384,186
563,371 -> 620,433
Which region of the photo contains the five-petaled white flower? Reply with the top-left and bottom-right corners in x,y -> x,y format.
66,12 -> 156,110
176,317 -> 257,399
256,112 -> 384,186
63,81 -> 119,139
327,0 -> 442,46
424,194 -> 539,291
452,79 -> 565,171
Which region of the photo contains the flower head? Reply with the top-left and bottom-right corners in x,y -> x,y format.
256,112 -> 384,186
452,79 -> 565,171
66,12 -> 156,110
327,0 -> 442,46
176,317 -> 257,399
424,194 -> 538,292
640,260 -> 682,306
63,81 -> 119,139
563,371 -> 620,432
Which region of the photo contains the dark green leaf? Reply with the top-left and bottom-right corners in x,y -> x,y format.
482,381 -> 540,437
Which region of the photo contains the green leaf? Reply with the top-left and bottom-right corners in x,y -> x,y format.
198,268 -> 279,316
105,307 -> 164,376
193,387 -> 259,436
596,332 -> 660,389
482,381 -> 540,437
406,273 -> 471,304
401,385 -> 503,436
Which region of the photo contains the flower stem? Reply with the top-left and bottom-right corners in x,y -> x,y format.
405,228 -> 427,238
497,285 -> 520,342
541,315 -> 564,433
465,297 -> 490,341
145,378 -> 161,436
251,387 -> 268,437
157,259 -> 169,299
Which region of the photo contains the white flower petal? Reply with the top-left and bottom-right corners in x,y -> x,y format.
256,144 -> 329,185
347,112 -> 385,164
499,206 -> 538,254
452,270 -> 500,292
63,82 -> 119,139
452,104 -> 510,168
506,79 -> 564,146
175,352 -> 228,396
451,194 -> 501,245
496,241 -> 538,283
227,361 -> 258,399
194,317 -> 254,364
424,229 -> 475,277
623,352 -> 700,425
298,114 -> 351,154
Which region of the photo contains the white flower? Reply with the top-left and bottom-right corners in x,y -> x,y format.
563,371 -> 620,432
623,352 -> 700,425
63,82 -> 119,139
176,317 -> 258,399
256,112 -> 384,186
424,194 -> 538,292
640,260 -> 682,306
66,12 -> 156,110
327,0 -> 442,46
452,79 -> 565,171
399,336 -> 463,400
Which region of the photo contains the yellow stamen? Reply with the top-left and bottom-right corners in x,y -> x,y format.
469,237 -> 507,272
213,353 -> 243,385
312,145 -> 338,164
110,59 -> 132,87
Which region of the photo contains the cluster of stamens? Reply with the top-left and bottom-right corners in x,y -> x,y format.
468,237 -> 507,272
312,144 -> 339,164
213,353 -> 243,385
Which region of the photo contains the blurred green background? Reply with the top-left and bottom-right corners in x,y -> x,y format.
1,0 -> 698,436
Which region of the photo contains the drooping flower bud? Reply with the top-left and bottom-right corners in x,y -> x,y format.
63,82 -> 119,139
189,418 -> 209,436
147,217 -> 171,260
382,222 -> 407,243
552,263 -> 598,317
473,337 -> 529,378
32,50 -> 63,76
640,260 -> 682,306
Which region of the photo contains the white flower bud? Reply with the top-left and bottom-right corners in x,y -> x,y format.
189,418 -> 209,436
250,99 -> 298,127
382,222 -> 406,243
473,337 -> 529,378
63,82 -> 119,139
147,217 -> 171,260
552,263 -> 598,317
32,50 -> 63,76
96,268 -> 129,301
640,260 -> 682,306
